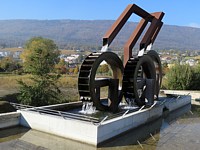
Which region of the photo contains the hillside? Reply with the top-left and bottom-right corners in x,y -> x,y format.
0,19 -> 200,50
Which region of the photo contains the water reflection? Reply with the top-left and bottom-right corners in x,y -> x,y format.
0,126 -> 29,143
1,104 -> 200,150
99,104 -> 191,149
0,128 -> 96,150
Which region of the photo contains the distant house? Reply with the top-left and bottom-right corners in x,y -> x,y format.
13,51 -> 22,59
63,54 -> 80,64
185,59 -> 197,66
161,56 -> 172,64
197,51 -> 200,55
0,50 -> 11,57
180,58 -> 198,66
0,49 -> 22,60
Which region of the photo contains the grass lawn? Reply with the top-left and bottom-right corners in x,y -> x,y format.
0,73 -> 79,108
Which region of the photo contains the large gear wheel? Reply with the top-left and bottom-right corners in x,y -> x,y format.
78,52 -> 123,112
123,55 -> 156,106
146,50 -> 162,99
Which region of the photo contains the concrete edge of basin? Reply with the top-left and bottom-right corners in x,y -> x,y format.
17,95 -> 191,146
0,112 -> 21,129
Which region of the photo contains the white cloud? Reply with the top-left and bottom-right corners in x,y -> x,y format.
188,23 -> 200,28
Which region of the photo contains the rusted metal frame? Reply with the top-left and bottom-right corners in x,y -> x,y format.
103,4 -> 153,47
151,12 -> 165,21
123,18 -> 148,65
150,22 -> 163,47
139,12 -> 164,50
123,13 -> 164,65
139,18 -> 161,50
149,12 -> 164,46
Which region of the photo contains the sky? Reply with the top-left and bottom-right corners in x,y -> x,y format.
1,0 -> 200,27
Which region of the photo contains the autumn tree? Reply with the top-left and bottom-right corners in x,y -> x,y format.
68,68 -> 74,74
0,57 -> 21,72
18,37 -> 62,106
20,37 -> 60,74
54,59 -> 68,74
73,65 -> 79,74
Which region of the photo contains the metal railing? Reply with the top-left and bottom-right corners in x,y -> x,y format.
10,102 -> 156,124
10,102 -> 100,123
10,102 -> 33,110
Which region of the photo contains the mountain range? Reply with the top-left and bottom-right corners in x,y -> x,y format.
0,19 -> 200,51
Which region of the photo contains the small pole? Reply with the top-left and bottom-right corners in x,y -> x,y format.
137,140 -> 143,149
150,102 -> 156,109
150,133 -> 156,141
122,110 -> 129,117
159,99 -> 166,106
190,111 -> 193,115
58,111 -> 64,118
100,116 -> 108,125
139,105 -> 145,111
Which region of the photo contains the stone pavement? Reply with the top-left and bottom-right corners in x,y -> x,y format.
0,139 -> 48,150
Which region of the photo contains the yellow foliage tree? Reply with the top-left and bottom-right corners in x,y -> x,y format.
74,65 -> 79,74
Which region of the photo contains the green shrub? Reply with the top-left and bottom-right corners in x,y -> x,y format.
163,63 -> 200,90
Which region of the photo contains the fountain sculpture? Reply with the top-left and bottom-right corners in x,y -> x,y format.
78,4 -> 164,113
11,4 -> 191,146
